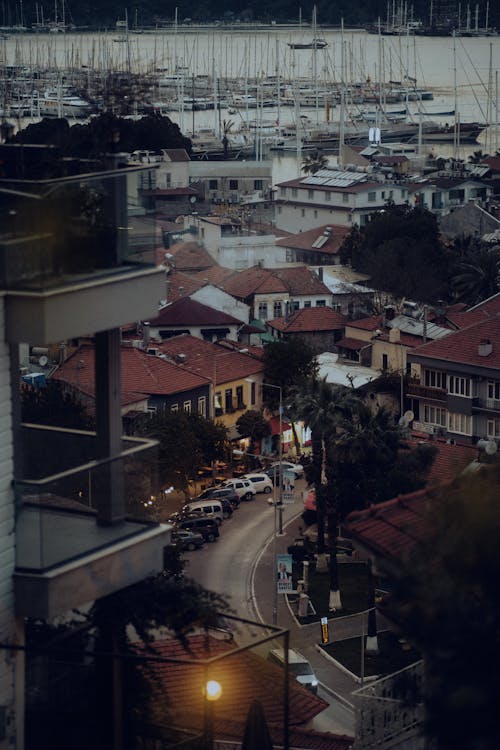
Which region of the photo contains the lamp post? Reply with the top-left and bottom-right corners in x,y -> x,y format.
204,678 -> 222,750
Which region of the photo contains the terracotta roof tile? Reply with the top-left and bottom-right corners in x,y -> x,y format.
165,270 -> 205,302
347,315 -> 384,332
410,314 -> 500,370
222,267 -> 288,298
336,337 -> 369,351
147,297 -> 242,327
268,307 -> 346,333
272,267 -> 332,296
167,240 -> 216,271
138,634 -> 330,735
192,265 -> 237,286
275,225 -> 350,256
52,344 -> 210,400
158,335 -> 264,384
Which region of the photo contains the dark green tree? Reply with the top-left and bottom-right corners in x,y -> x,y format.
235,409 -> 271,447
21,381 -> 93,430
135,410 -> 228,494
340,203 -> 449,302
262,338 -> 318,405
387,464 -> 500,750
301,149 -> 328,174
451,244 -> 500,305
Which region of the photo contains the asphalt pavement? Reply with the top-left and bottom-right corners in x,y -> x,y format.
250,491 -> 367,734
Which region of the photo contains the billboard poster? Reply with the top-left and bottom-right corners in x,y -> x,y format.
282,468 -> 295,503
277,553 -> 293,594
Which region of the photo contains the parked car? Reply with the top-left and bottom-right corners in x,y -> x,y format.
182,499 -> 224,525
270,461 -> 304,478
267,648 -> 319,693
172,529 -> 205,551
220,478 -> 256,501
198,486 -> 240,509
243,473 -> 274,494
176,516 -> 220,542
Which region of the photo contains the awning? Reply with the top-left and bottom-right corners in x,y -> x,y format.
269,415 -> 291,436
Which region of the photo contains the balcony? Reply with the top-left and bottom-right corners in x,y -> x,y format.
14,424 -> 171,620
0,154 -> 165,342
407,382 -> 447,402
473,397 -> 500,413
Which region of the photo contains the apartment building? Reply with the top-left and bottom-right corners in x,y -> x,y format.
0,144 -> 170,748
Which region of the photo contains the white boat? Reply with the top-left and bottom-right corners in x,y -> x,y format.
37,89 -> 92,118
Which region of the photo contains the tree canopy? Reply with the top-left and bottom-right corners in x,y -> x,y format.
135,410 -> 228,493
13,113 -> 192,158
340,203 -> 450,303
262,338 -> 318,405
387,465 -> 500,750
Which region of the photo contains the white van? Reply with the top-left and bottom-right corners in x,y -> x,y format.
267,648 -> 319,693
183,500 -> 224,525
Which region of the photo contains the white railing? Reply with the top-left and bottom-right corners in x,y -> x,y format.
352,661 -> 425,750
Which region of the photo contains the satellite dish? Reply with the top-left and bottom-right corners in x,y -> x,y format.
189,195 -> 197,203
404,410 -> 415,423
477,439 -> 498,455
38,355 -> 48,366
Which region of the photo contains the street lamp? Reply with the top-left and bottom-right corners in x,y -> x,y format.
261,381 -> 284,534
204,678 -> 222,750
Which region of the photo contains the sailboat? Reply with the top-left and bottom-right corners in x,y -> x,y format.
114,9 -> 129,42
288,6 -> 327,49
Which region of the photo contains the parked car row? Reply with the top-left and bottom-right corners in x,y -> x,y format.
168,468 -> 285,552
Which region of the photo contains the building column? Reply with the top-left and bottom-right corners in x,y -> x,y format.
94,329 -> 124,525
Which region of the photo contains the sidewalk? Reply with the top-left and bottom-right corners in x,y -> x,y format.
252,512 -> 365,710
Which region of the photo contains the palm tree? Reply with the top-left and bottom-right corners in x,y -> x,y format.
221,119 -> 234,159
468,149 -> 489,164
301,149 -> 328,175
451,245 -> 500,305
290,379 -> 358,610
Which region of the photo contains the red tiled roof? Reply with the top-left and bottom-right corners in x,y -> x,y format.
267,307 -> 346,333
167,240 -> 216,271
158,335 -> 264,384
272,267 -> 332,296
192,265 -> 236,287
147,297 -> 242,327
52,344 -> 210,400
410,314 -> 500,370
468,291 -> 500,316
141,187 -> 198,196
164,270 -> 205,302
336,337 -> 369,351
344,436 -> 479,561
483,155 -> 500,172
139,634 -> 330,733
347,315 -> 384,332
222,267 -> 288,299
275,224 -> 350,255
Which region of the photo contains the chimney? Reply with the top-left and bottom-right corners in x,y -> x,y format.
478,339 -> 493,357
143,321 -> 151,345
389,327 -> 401,343
384,305 -> 396,321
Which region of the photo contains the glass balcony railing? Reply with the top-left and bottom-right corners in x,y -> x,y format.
15,424 -> 161,572
0,157 -> 160,292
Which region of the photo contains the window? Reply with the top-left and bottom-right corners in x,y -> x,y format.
324,192 -> 331,201
229,179 -> 238,190
316,300 -> 326,307
423,405 -> 446,426
236,385 -> 245,408
277,206 -> 282,214
280,187 -> 286,197
170,403 -> 179,412
308,189 -> 313,199
292,188 -> 297,197
381,191 -> 385,199
487,381 -> 500,403
382,353 -> 388,370
273,301 -> 283,318
314,210 -> 318,218
448,375 -> 471,397
304,301 -> 311,308
165,172 -> 171,187
209,179 -> 218,190
292,300 -> 300,311
250,381 -> 256,405
258,302 -> 268,320
343,193 -> 349,203
254,179 -> 263,190
448,412 -> 472,435
198,396 -> 206,416
183,400 -> 191,413
214,391 -> 223,415
225,389 -> 233,412
368,191 -> 376,202
301,209 -> 305,217
424,369 -> 446,389
487,419 -> 500,438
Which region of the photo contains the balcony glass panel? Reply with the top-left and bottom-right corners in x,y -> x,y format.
15,424 -> 160,572
0,156 -> 158,291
